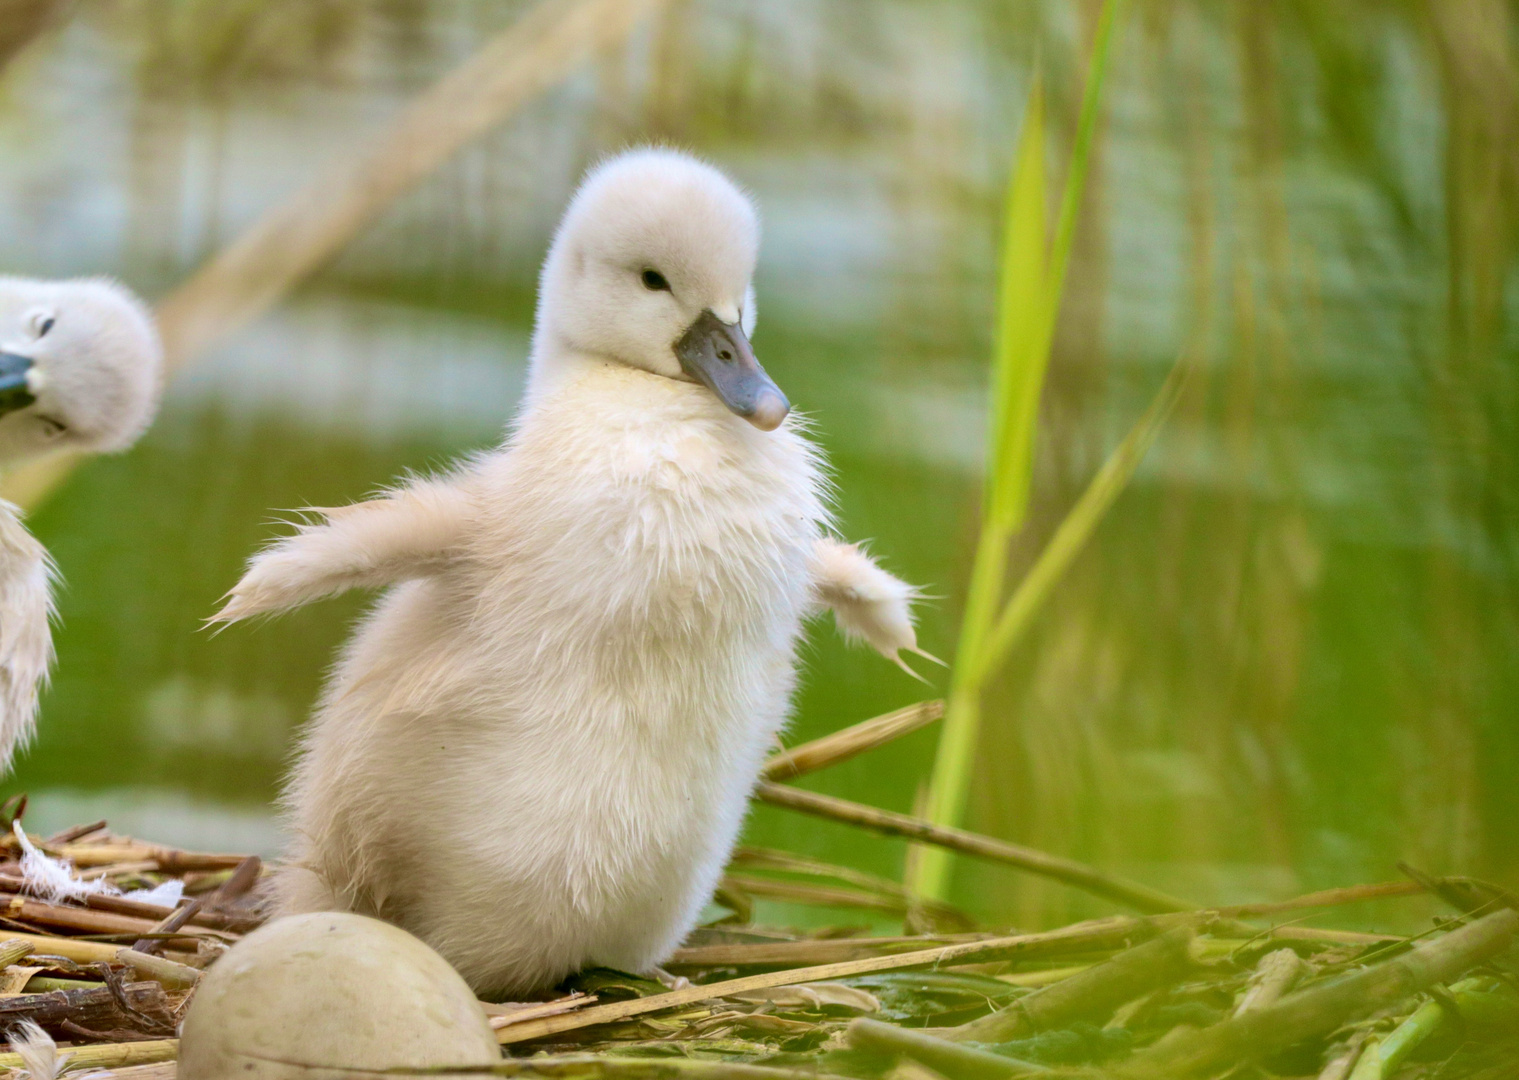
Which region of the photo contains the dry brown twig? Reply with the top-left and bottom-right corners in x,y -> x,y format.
496,918 -> 1168,1045
762,701 -> 944,781
754,781 -> 1192,915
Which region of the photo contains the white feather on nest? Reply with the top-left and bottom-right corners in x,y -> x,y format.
4,1019 -> 105,1080
10,821 -> 185,914
10,822 -> 115,904
6,1021 -> 61,1080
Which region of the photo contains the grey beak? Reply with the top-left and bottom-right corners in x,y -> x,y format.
0,353 -> 35,417
674,310 -> 790,431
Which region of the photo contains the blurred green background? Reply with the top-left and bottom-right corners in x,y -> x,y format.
0,0 -> 1514,932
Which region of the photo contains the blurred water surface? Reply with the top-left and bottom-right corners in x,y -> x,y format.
0,0 -> 1514,931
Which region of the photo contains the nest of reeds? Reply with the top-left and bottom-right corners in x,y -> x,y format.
0,704 -> 1514,1079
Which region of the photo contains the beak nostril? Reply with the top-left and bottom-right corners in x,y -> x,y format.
674,309 -> 787,433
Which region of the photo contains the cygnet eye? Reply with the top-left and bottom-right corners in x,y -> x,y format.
641,269 -> 671,292
28,311 -> 55,338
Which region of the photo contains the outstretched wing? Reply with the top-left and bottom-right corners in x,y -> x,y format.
809,537 -> 939,680
209,476 -> 476,624
0,503 -> 53,774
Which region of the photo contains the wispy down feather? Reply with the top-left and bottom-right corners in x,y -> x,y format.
12,822 -> 117,904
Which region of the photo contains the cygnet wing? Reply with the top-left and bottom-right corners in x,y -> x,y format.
0,503 -> 53,773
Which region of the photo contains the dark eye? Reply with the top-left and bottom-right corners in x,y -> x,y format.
32,314 -> 54,337
641,269 -> 671,292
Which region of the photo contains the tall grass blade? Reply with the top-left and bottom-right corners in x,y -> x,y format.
971,357 -> 1189,686
912,75 -> 1051,900
1048,0 -> 1123,304
910,0 -> 1125,902
984,73 -> 1050,537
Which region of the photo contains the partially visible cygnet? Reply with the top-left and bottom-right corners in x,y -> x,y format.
0,276 -> 163,773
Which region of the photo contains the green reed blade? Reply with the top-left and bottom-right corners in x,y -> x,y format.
910,0 -> 1125,902
971,357 -> 1189,687
911,72 -> 1049,901
983,71 -> 1050,538
1048,0 -> 1123,314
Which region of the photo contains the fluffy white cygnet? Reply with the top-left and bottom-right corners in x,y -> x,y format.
213,148 -> 927,996
0,277 -> 163,773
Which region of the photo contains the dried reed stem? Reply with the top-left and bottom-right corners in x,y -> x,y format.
132,896 -> 208,955
667,935 -> 989,970
0,938 -> 31,968
0,931 -> 142,964
0,1037 -> 178,1070
487,1058 -> 856,1080
754,781 -> 1192,914
117,948 -> 201,990
724,846 -> 974,928
762,701 -> 944,781
0,980 -> 168,1034
0,891 -> 222,940
1212,881 -> 1424,918
0,931 -> 198,970
0,873 -> 257,931
721,874 -> 915,916
55,842 -> 246,871
498,919 -> 1161,1045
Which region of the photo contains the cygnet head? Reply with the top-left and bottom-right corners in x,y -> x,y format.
0,276 -> 163,465
533,148 -> 789,431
